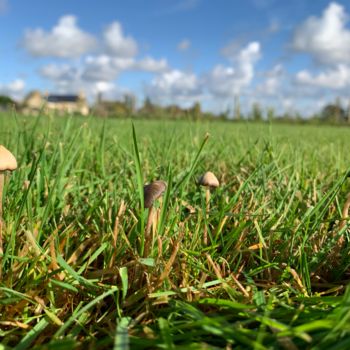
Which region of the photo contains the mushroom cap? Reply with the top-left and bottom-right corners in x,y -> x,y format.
0,145 -> 17,172
198,171 -> 219,188
143,180 -> 167,208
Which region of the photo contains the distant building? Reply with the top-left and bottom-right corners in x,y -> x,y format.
22,91 -> 89,116
93,94 -> 136,118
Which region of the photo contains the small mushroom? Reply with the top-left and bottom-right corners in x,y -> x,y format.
0,145 -> 17,260
143,180 -> 167,256
144,180 -> 167,209
198,171 -> 219,245
0,145 -> 17,220
198,171 -> 219,207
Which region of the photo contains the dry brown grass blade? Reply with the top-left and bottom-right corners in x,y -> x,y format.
24,230 -> 44,257
230,273 -> 250,298
338,192 -> 350,246
113,200 -> 127,247
206,253 -> 223,280
288,267 -> 308,296
156,225 -> 185,287
109,200 -> 127,267
67,236 -> 97,264
144,206 -> 155,257
0,320 -> 30,329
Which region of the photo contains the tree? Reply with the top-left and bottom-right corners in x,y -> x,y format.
190,102 -> 201,120
234,95 -> 241,120
0,95 -> 15,109
123,94 -> 136,116
141,96 -> 155,116
267,107 -> 275,122
320,103 -> 346,123
251,102 -> 262,121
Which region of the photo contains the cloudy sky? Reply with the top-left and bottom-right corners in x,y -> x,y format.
1,0 -> 350,115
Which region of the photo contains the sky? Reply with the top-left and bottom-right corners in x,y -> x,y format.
1,0 -> 350,115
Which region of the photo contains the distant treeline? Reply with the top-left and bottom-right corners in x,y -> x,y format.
1,93 -> 350,125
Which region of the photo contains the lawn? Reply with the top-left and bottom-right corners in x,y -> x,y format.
1,113 -> 350,349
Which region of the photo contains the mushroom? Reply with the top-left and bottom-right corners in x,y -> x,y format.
143,180 -> 167,256
198,171 -> 219,208
198,171 -> 219,245
0,145 -> 17,257
0,145 -> 17,221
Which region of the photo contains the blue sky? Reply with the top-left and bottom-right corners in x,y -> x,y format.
1,0 -> 350,115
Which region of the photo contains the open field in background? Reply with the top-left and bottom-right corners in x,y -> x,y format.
1,113 -> 350,349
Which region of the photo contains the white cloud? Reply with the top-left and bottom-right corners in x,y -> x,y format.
39,55 -> 168,100
291,2 -> 350,65
38,63 -> 124,99
145,69 -> 201,104
133,57 -> 168,72
177,39 -> 191,51
206,41 -> 261,97
0,79 -> 25,100
81,55 -> 133,81
22,15 -> 96,58
256,64 -> 283,96
40,64 -> 79,82
103,22 -> 138,57
81,55 -> 168,81
296,64 -> 350,89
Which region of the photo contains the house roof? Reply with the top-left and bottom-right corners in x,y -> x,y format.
46,95 -> 80,103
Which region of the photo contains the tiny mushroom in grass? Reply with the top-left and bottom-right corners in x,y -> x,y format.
198,171 -> 219,207
143,180 -> 167,256
0,145 -> 17,259
0,145 -> 17,221
198,171 -> 219,245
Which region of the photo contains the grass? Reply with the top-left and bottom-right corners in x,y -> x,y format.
1,113 -> 350,349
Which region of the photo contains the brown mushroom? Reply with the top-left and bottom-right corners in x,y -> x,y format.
198,171 -> 219,207
144,180 -> 167,209
143,180 -> 167,256
0,145 -> 17,220
0,145 -> 17,260
198,171 -> 219,244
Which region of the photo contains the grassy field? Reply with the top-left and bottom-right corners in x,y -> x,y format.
1,113 -> 350,349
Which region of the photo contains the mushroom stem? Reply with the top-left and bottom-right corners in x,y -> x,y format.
0,172 -> 4,221
0,173 -> 4,274
144,205 -> 155,257
205,188 -> 211,212
203,188 -> 211,245
338,192 -> 350,247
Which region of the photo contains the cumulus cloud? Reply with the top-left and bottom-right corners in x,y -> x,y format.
133,57 -> 168,72
256,64 -> 284,96
40,64 -> 79,82
80,55 -> 168,81
144,41 -> 261,108
39,55 -> 168,99
103,22 -> 138,57
0,79 -> 25,100
296,64 -> 350,89
206,41 -> 261,97
38,62 -> 126,99
145,69 -> 202,104
81,55 -> 133,81
177,39 -> 191,51
22,15 -> 96,58
291,2 -> 350,65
